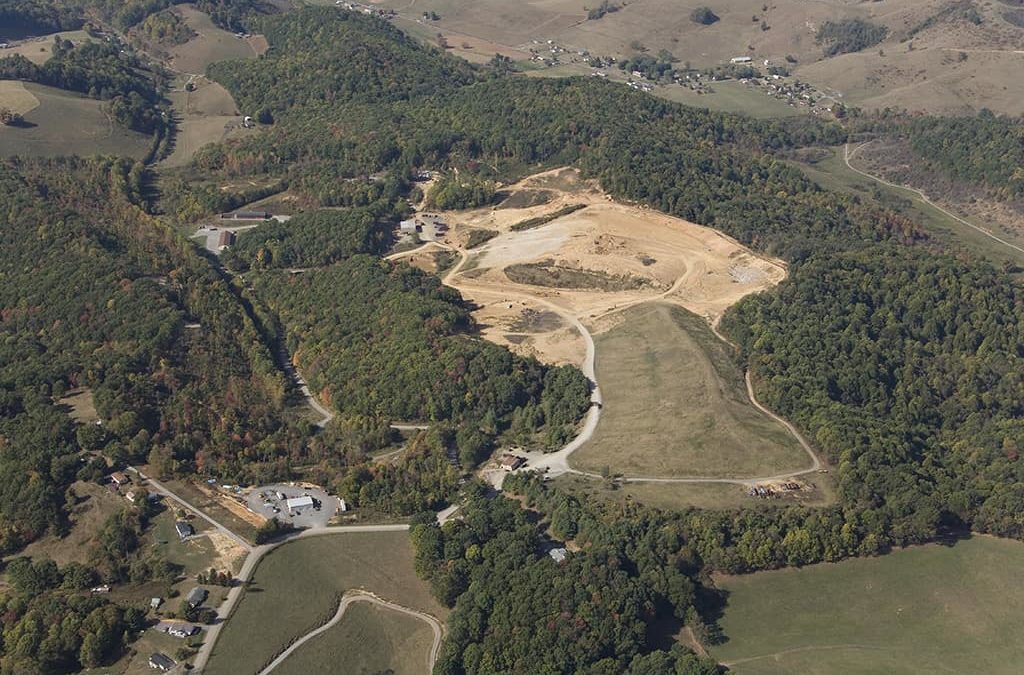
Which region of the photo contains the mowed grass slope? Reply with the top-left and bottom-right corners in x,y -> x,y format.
274,601 -> 435,675
0,82 -> 152,158
574,303 -> 807,478
713,537 -> 1024,675
205,532 -> 446,675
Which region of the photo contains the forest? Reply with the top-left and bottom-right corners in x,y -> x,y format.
0,38 -> 169,134
0,0 -> 266,34
194,7 -> 1024,557
815,18 -> 889,56
411,486 -> 720,675
899,112 -> 1024,200
249,256 -> 591,453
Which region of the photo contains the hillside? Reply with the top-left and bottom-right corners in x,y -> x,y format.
373,0 -> 1024,114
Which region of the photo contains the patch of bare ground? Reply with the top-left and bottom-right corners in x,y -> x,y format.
440,167 -> 785,370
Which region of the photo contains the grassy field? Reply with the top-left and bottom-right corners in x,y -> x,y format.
205,531 -> 446,675
16,481 -> 125,566
555,472 -> 835,512
712,536 -> 1024,675
0,82 -> 152,158
792,147 -> 1024,269
274,600 -> 435,675
573,303 -> 807,479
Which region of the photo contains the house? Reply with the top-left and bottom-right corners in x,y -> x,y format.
156,620 -> 200,638
500,454 -> 525,471
285,495 -> 314,513
150,597 -> 162,610
548,547 -> 568,563
217,230 -> 236,250
109,471 -> 130,486
186,587 -> 207,609
175,521 -> 194,540
148,652 -> 176,671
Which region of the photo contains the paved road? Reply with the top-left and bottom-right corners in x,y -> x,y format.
257,590 -> 444,675
844,142 -> 1024,258
191,523 -> 413,673
127,467 -> 252,551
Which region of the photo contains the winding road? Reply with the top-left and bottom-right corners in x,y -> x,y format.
256,591 -> 445,675
844,142 -> 1024,258
423,238 -> 822,488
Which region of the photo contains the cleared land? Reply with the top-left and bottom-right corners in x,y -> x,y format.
0,80 -> 40,115
444,168 -> 785,367
713,536 -> 1024,675
165,5 -> 263,74
1,30 -> 89,65
573,303 -> 807,479
272,600 -> 436,675
205,532 -> 446,675
0,82 -> 152,158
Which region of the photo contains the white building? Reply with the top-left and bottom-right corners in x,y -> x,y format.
286,495 -> 314,513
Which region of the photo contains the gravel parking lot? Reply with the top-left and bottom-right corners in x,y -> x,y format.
245,484 -> 338,529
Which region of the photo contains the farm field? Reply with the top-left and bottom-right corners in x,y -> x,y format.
712,536 -> 1024,675
0,82 -> 152,158
165,5 -> 264,74
273,600 -> 435,675
0,30 -> 89,64
572,303 -> 808,479
205,532 -> 446,675
163,77 -> 256,167
791,146 -> 1024,269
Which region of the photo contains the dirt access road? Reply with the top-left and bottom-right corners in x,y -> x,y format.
844,142 -> 1024,258
408,236 -> 820,488
257,590 -> 445,675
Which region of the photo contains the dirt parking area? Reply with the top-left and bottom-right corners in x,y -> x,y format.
246,484 -> 339,529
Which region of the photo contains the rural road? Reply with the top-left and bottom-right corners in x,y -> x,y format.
256,590 -> 445,675
127,467 -> 252,551
844,142 -> 1024,258
191,524 -> 413,673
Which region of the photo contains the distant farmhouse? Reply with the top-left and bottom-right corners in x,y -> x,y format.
399,213 -> 449,242
175,521 -> 194,540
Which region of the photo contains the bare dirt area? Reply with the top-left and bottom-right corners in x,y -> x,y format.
443,168 -> 786,368
205,530 -> 248,573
